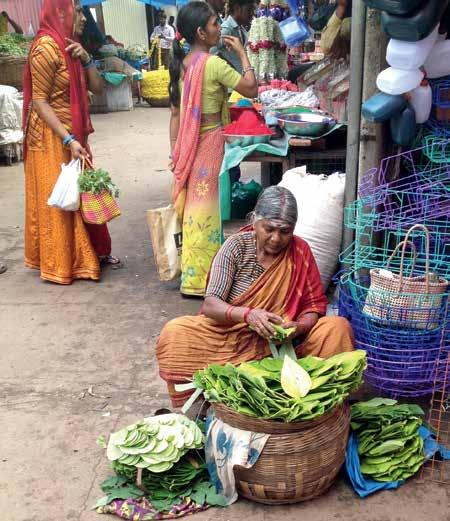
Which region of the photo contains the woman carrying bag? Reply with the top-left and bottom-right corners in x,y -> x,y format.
169,1 -> 257,296
23,0 -> 119,285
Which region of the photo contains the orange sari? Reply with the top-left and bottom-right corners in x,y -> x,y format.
156,235 -> 354,407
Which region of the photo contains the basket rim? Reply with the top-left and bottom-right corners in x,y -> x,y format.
212,402 -> 345,434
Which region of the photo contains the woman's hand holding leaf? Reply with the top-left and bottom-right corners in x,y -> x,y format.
247,309 -> 283,340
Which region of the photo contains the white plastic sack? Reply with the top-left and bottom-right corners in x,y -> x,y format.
47,159 -> 81,211
278,166 -> 345,290
147,204 -> 182,281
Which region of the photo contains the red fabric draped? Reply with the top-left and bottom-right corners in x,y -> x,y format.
23,0 -> 111,257
22,0 -> 94,146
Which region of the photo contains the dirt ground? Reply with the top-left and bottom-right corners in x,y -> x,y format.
0,107 -> 447,521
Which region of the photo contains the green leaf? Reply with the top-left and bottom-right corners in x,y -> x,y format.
96,435 -> 107,448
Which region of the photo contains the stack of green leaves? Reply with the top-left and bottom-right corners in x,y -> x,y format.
78,168 -> 120,197
193,350 -> 367,422
106,413 -> 204,473
351,398 -> 426,482
0,33 -> 32,57
109,453 -> 226,511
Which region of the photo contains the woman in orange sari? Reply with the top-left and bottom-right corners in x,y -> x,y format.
156,186 -> 354,407
23,0 -> 118,285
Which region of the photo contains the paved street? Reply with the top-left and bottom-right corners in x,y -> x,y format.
0,107 -> 447,521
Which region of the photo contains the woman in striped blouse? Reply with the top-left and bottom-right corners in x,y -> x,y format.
156,186 -> 354,407
23,0 -> 118,285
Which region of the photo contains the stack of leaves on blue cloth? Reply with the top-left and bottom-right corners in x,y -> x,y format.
193,350 -> 367,422
351,398 -> 426,482
97,413 -> 227,512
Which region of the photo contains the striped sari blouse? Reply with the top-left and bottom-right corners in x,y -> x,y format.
26,36 -> 71,150
205,232 -> 266,303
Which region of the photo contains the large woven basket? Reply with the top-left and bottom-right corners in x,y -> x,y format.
0,55 -> 28,90
213,402 -> 350,504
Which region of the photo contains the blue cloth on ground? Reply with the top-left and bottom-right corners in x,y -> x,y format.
346,426 -> 450,498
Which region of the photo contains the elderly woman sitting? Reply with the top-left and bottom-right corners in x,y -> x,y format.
156,186 -> 354,407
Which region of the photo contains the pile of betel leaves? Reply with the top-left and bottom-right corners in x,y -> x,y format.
0,33 -> 32,57
351,398 -> 426,482
194,350 -> 367,422
97,414 -> 226,512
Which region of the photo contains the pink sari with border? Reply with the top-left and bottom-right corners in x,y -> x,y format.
172,52 -> 224,296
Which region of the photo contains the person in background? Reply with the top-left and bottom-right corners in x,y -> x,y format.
213,0 -> 256,74
168,15 -> 176,31
207,0 -> 226,19
0,11 -> 24,35
23,0 -> 119,285
150,12 -> 175,69
168,1 -> 257,296
321,0 -> 352,58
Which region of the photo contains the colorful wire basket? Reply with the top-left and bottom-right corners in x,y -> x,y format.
338,271 -> 449,398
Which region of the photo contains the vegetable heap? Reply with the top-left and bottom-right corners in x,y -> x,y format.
78,167 -> 120,197
99,414 -> 225,512
351,398 -> 426,482
0,33 -> 32,57
106,414 -> 204,473
193,350 -> 367,422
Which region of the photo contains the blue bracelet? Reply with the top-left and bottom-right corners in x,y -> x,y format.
83,59 -> 96,69
63,134 -> 75,147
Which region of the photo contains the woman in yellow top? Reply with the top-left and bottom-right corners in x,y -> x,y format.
169,1 -> 257,296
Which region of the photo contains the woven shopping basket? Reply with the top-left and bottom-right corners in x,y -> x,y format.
363,224 -> 448,329
141,39 -> 170,107
79,158 -> 121,225
213,402 -> 350,504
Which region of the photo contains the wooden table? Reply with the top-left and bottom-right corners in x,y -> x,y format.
241,137 -> 346,187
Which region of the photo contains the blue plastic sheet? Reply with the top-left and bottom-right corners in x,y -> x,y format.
346,426 -> 450,498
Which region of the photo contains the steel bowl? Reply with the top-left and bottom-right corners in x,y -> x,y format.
276,112 -> 335,137
223,134 -> 273,148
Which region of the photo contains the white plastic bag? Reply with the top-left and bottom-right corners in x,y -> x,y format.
147,204 -> 182,281
47,159 -> 81,211
278,167 -> 345,290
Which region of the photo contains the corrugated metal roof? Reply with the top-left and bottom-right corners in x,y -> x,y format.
0,0 -> 43,35
102,0 -> 149,49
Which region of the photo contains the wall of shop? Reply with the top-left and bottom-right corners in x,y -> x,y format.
0,0 -> 43,36
102,0 -> 149,48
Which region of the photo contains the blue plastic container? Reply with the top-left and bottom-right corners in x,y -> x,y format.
381,0 -> 448,42
363,0 -> 423,16
390,104 -> 416,146
362,92 -> 407,122
279,16 -> 309,46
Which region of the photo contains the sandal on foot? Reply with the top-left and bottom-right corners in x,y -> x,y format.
99,255 -> 122,269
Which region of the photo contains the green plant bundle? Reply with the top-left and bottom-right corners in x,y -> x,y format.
106,413 -> 204,474
351,398 -> 426,482
0,33 -> 32,56
78,168 -> 120,197
271,324 -> 296,342
193,350 -> 367,422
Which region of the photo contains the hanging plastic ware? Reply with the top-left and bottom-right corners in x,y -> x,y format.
279,16 -> 310,47
386,25 -> 438,70
381,0 -> 449,42
424,40 -> 450,79
408,81 -> 432,124
362,0 -> 423,15
390,104 -> 416,147
376,67 -> 423,95
362,92 -> 406,123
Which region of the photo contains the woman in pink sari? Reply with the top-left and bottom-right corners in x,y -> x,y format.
169,1 -> 257,296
